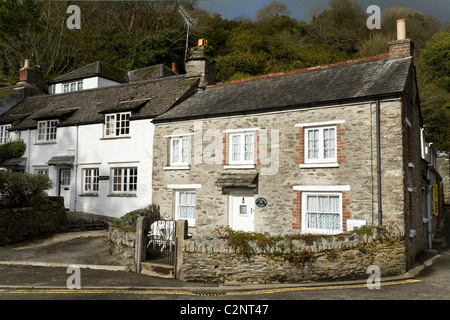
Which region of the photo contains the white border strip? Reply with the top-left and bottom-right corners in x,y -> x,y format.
222,128 -> 260,133
293,185 -> 351,192
167,184 -> 202,189
163,133 -> 194,138
295,120 -> 345,127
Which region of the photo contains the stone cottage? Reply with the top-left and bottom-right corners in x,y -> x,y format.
152,21 -> 441,268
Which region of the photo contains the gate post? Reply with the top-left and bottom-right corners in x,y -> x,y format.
135,216 -> 147,273
175,219 -> 188,279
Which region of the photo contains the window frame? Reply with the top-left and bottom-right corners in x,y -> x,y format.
111,167 -> 138,194
174,189 -> 196,227
301,192 -> 343,235
37,120 -> 59,142
0,124 -> 11,144
63,81 -> 83,93
83,168 -> 99,193
170,136 -> 190,167
34,168 -> 49,176
104,112 -> 131,138
228,131 -> 255,165
304,126 -> 337,164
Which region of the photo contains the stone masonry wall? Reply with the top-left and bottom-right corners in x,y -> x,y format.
179,225 -> 406,284
152,100 -> 406,236
437,151 -> 450,205
108,227 -> 137,271
0,197 -> 67,246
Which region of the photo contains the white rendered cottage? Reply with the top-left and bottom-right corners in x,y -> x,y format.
0,61 -> 199,217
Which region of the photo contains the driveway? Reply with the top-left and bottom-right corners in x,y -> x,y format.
0,230 -> 124,269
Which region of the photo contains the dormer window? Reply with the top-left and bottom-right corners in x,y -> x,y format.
104,112 -> 130,137
37,120 -> 58,142
63,81 -> 83,93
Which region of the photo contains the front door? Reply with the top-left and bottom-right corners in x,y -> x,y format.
229,190 -> 255,232
59,169 -> 71,209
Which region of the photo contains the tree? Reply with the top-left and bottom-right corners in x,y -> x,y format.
420,32 -> 450,91
417,32 -> 450,151
255,1 -> 291,21
307,0 -> 368,54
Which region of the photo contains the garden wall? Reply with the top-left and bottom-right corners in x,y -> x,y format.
108,227 -> 137,271
0,196 -> 67,246
178,224 -> 407,284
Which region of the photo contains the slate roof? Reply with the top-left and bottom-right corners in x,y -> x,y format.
128,64 -> 178,82
154,55 -> 413,123
48,61 -> 129,84
48,62 -> 178,84
2,76 -> 199,130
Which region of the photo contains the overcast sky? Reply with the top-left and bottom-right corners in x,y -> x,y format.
196,0 -> 449,23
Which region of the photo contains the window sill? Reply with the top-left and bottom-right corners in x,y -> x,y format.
224,164 -> 256,170
107,193 -> 137,197
164,165 -> 190,171
34,141 -> 57,145
299,162 -> 339,168
100,136 -> 131,140
79,193 -> 99,197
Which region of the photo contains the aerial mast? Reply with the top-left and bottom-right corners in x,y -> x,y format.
178,5 -> 193,63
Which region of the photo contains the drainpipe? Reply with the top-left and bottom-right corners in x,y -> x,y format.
376,99 -> 383,226
26,129 -> 31,173
73,125 -> 79,212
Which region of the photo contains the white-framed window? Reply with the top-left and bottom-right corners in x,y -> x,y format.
305,126 -> 336,163
228,131 -> 254,165
60,169 -> 71,187
0,124 -> 11,144
83,168 -> 99,193
175,190 -> 196,227
35,168 -> 49,176
37,120 -> 58,142
170,136 -> 190,166
104,112 -> 130,137
111,167 -> 137,193
63,81 -> 83,93
302,192 -> 342,234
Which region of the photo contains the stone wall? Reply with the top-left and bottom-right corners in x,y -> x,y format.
108,227 -> 137,271
179,225 -> 406,284
153,100 -> 406,236
0,197 -> 67,246
437,151 -> 450,205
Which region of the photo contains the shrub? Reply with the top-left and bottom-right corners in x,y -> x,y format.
0,171 -> 53,208
0,140 -> 26,164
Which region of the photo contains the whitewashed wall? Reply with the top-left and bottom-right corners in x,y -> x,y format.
13,119 -> 154,218
50,77 -> 121,95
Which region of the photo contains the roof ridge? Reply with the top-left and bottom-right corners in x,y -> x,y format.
212,53 -> 390,87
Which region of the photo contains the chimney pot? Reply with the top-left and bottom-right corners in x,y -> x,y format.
172,62 -> 176,72
396,19 -> 406,40
23,59 -> 31,69
197,38 -> 207,46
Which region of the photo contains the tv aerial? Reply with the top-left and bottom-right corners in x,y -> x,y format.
178,5 -> 194,63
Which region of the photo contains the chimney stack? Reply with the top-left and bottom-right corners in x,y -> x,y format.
388,19 -> 414,59
19,59 -> 44,88
185,39 -> 215,89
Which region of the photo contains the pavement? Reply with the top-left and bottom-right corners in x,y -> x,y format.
0,208 -> 448,294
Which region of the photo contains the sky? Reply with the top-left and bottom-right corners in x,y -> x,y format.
195,0 -> 450,24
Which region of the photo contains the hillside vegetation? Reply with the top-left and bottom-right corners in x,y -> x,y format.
0,0 -> 448,150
